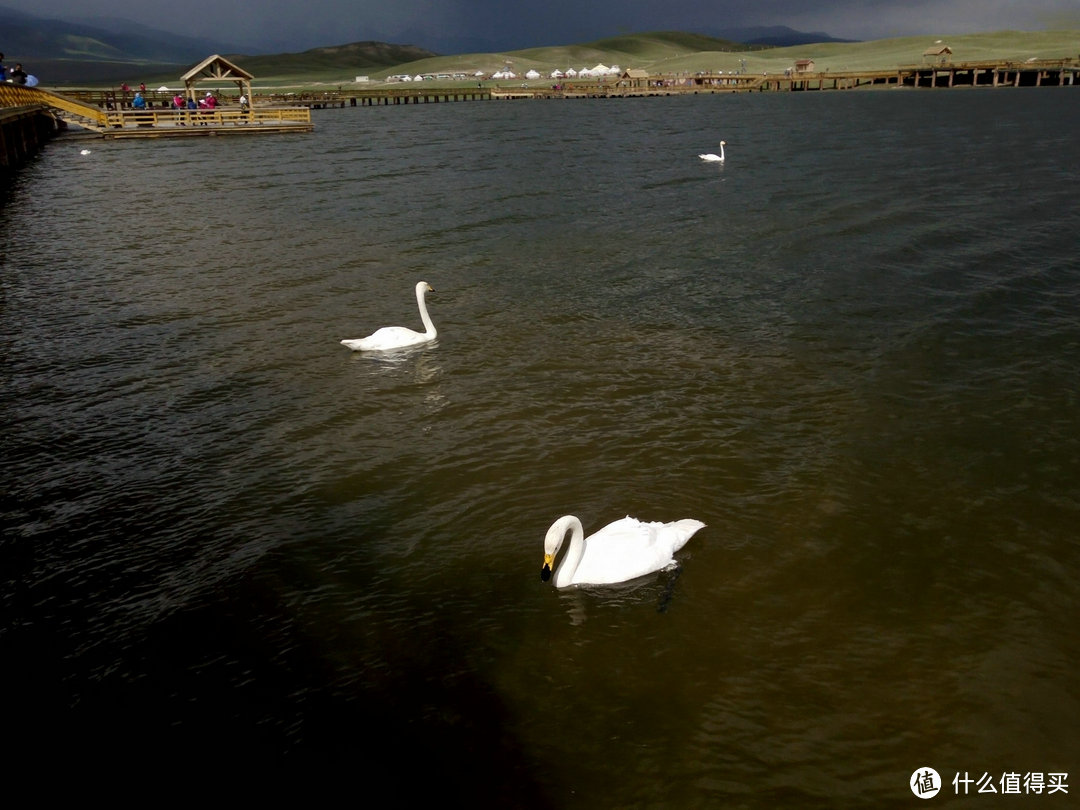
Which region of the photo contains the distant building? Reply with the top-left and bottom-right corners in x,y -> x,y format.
923,44 -> 953,64
794,59 -> 816,73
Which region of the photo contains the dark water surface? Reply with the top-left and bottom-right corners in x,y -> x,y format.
2,89 -> 1078,803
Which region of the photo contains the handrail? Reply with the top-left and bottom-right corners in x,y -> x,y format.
0,84 -> 107,126
1,84 -> 312,131
100,106 -> 312,128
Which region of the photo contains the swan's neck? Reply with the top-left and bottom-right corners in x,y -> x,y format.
554,517 -> 585,588
416,287 -> 437,338
719,143 -> 725,160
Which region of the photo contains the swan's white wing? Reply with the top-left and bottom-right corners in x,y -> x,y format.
341,326 -> 429,351
571,516 -> 703,586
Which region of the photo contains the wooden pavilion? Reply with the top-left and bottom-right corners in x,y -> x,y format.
181,54 -> 254,104
923,44 -> 953,65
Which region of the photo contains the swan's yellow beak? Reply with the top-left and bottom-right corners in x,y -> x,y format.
541,553 -> 555,582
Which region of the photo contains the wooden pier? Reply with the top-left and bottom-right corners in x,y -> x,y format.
758,58 -> 1079,91
0,84 -> 312,140
261,88 -> 494,106
0,102 -> 61,171
549,57 -> 1078,96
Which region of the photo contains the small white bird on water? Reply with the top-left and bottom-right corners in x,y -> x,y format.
79,149 -> 92,155
698,140 -> 726,162
340,281 -> 437,351
540,515 -> 705,588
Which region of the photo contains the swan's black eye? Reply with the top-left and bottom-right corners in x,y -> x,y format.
540,565 -> 551,582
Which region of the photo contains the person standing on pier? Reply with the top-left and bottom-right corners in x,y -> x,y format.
187,95 -> 203,125
9,62 -> 27,85
0,53 -> 7,83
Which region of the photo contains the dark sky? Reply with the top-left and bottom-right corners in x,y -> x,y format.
21,0 -> 1080,53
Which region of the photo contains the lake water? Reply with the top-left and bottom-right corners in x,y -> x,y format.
2,88 -> 1078,804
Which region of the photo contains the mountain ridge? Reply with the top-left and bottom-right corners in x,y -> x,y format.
0,4 -> 853,84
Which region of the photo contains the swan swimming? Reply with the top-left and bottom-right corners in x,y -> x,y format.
341,281 -> 437,351
698,141 -> 726,162
540,515 -> 705,588
79,149 -> 92,155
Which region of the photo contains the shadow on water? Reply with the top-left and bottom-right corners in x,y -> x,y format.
6,556 -> 553,804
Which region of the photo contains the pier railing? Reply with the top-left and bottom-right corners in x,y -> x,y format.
100,105 -> 313,129
0,84 -> 313,135
0,84 -> 108,127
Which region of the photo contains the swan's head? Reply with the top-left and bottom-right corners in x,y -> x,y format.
540,534 -> 559,582
540,515 -> 577,582
416,281 -> 434,295
720,140 -> 726,146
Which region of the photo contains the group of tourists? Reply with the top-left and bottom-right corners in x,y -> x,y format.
168,91 -> 222,125
1,52 -> 29,84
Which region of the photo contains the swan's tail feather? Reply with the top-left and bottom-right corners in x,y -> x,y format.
667,519 -> 705,552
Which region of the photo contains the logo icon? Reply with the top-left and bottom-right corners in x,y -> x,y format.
911,767 -> 942,799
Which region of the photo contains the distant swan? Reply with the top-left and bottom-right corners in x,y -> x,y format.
540,515 -> 705,588
341,281 -> 437,351
698,140 -> 726,162
79,149 -> 92,155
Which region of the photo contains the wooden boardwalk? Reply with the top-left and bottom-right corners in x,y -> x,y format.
1,103 -> 59,170
41,56 -> 1079,118
0,85 -> 313,139
759,58 -> 1079,91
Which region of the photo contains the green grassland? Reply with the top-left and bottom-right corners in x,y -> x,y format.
53,29 -> 1080,90
253,29 -> 1079,88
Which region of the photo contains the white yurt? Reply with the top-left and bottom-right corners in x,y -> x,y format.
525,69 -> 541,80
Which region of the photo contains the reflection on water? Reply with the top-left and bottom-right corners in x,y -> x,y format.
2,90 -> 1079,801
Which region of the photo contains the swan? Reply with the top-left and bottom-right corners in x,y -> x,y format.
79,149 -> 92,155
698,141 -> 726,162
341,281 -> 437,351
540,515 -> 705,588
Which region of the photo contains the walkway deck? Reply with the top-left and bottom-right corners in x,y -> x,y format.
0,85 -> 312,139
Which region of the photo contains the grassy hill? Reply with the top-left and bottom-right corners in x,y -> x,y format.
369,29 -> 1080,81
221,41 -> 438,79
345,32 -> 756,82
40,29 -> 1080,89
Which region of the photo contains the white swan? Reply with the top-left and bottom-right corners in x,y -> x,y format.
79,149 -> 92,155
341,281 -> 437,351
540,515 -> 705,588
698,140 -> 726,162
